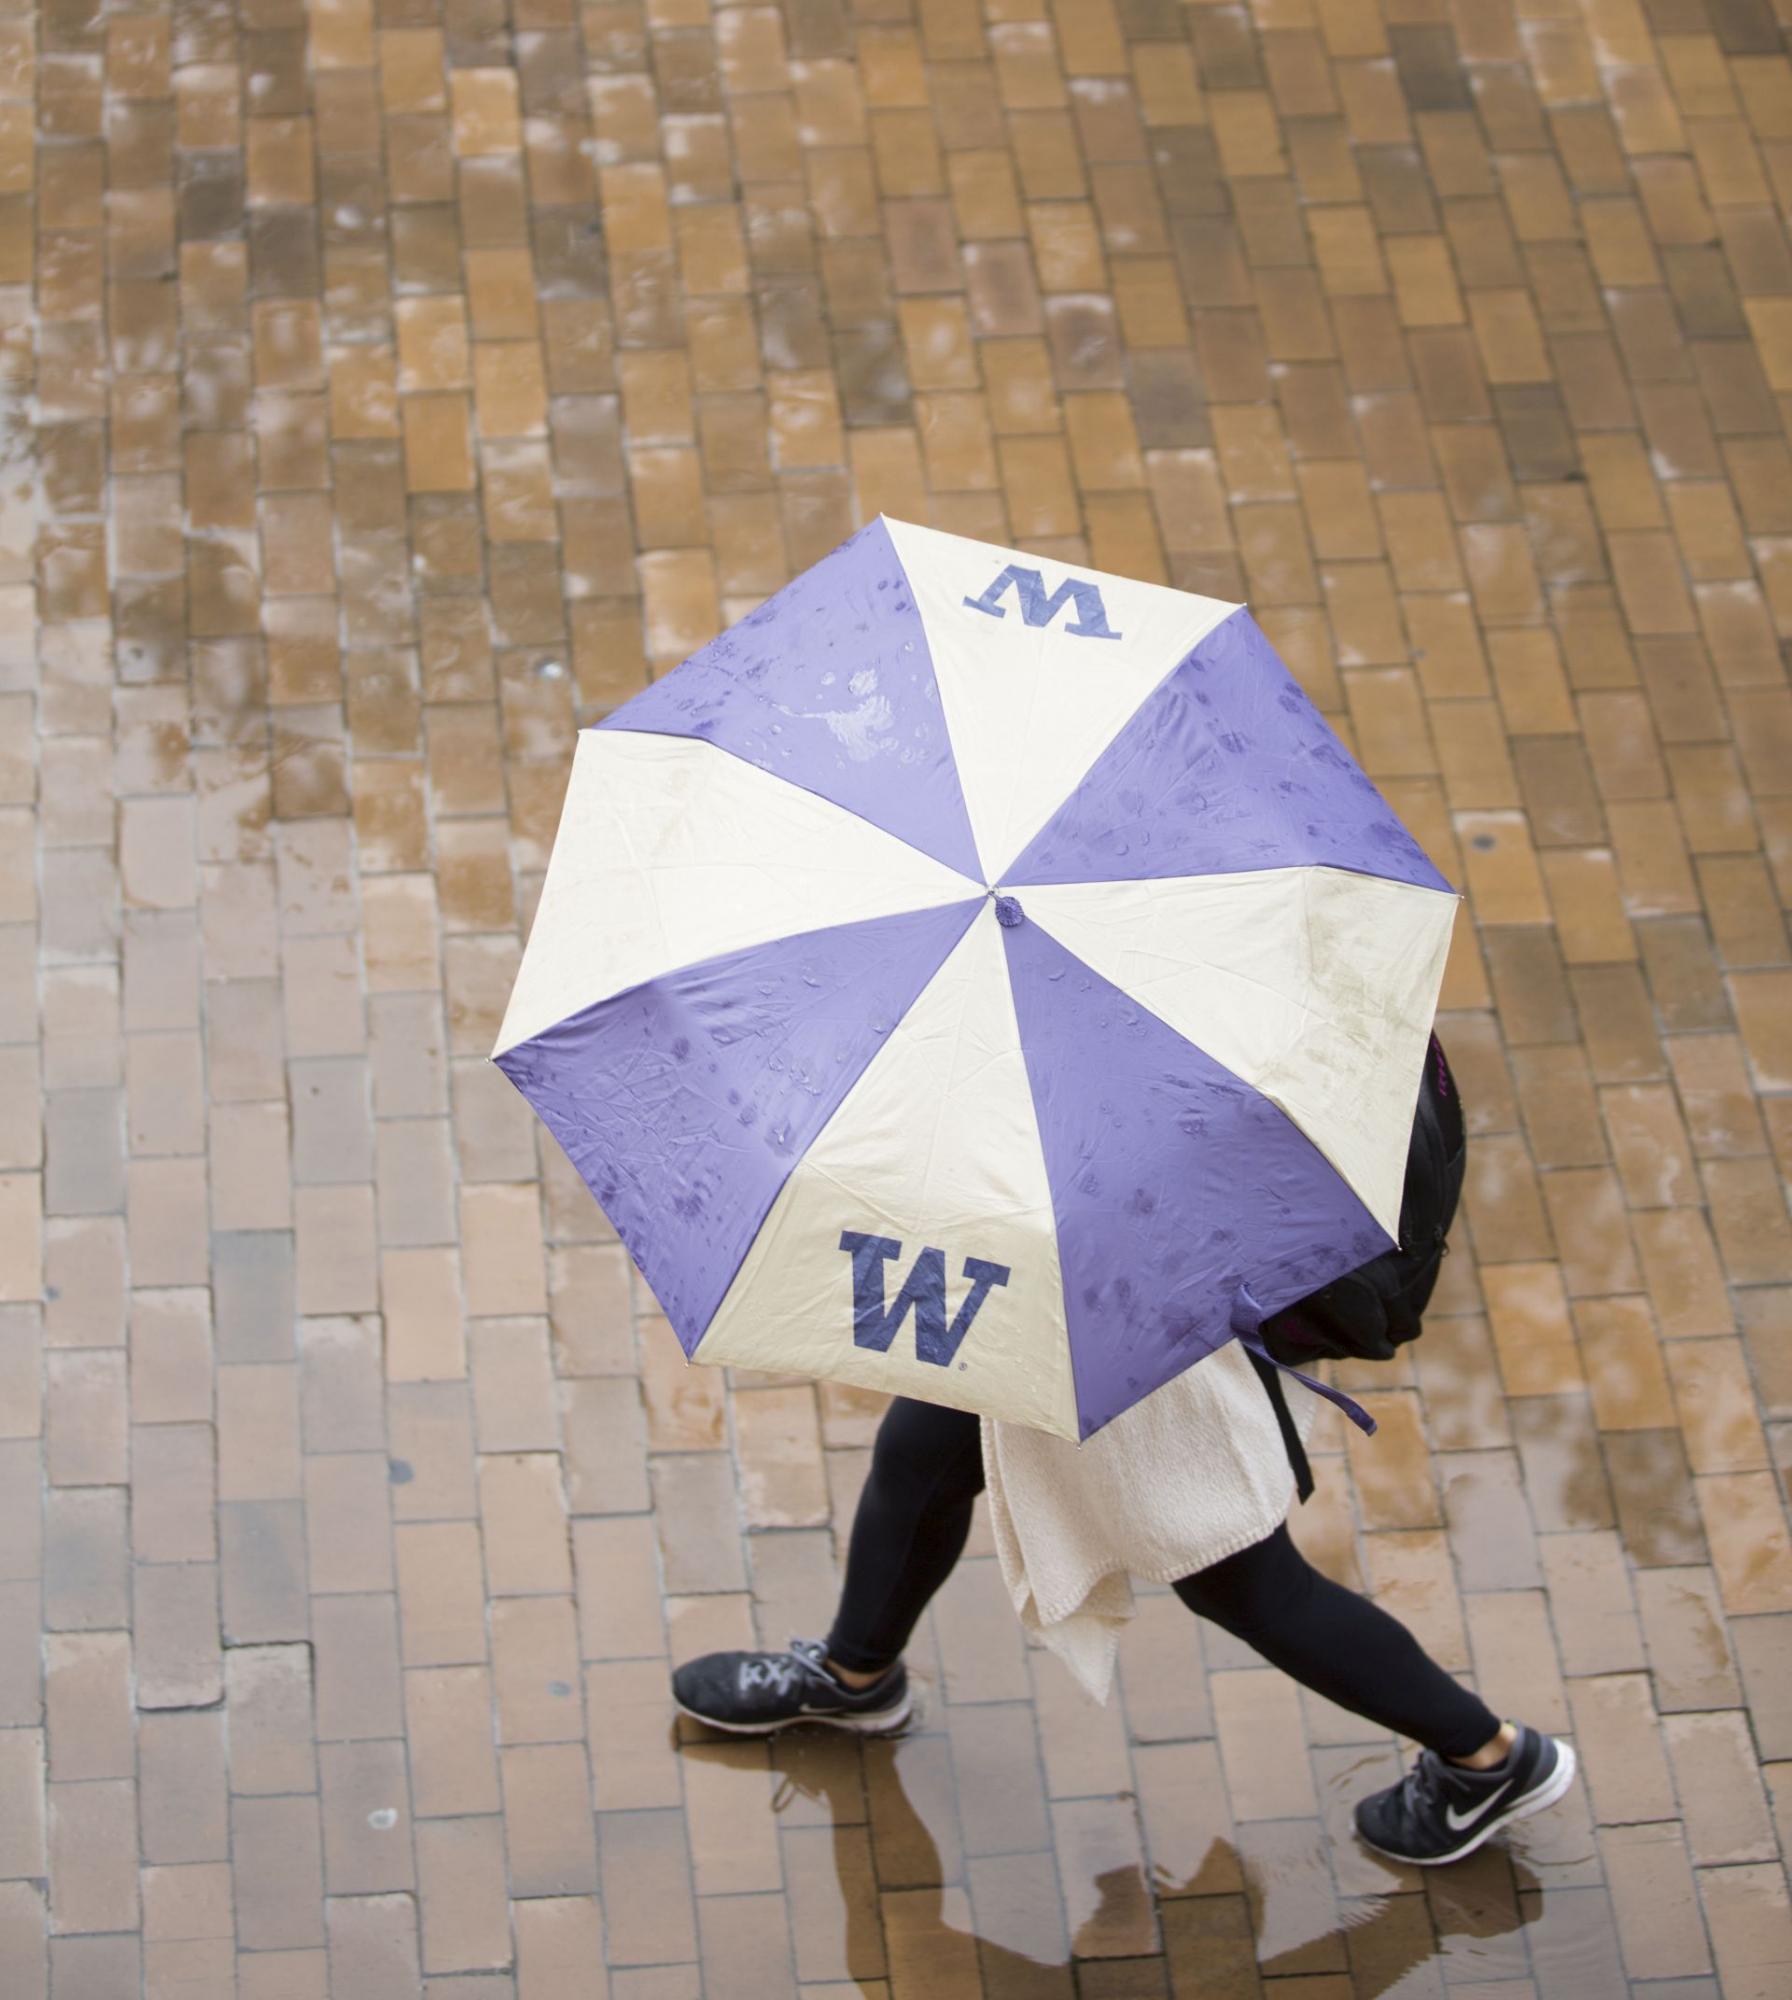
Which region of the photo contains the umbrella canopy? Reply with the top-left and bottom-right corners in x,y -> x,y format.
495,518 -> 1457,1441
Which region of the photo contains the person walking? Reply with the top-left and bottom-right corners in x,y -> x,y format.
671,1053 -> 1577,1872
671,1359 -> 1573,1870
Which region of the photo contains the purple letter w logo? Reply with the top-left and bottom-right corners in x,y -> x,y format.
962,565 -> 1123,640
839,1232 -> 1011,1368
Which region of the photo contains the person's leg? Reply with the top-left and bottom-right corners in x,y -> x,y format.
1174,1523 -> 1498,1756
824,1396 -> 985,1677
1175,1525 -> 1575,1863
671,1396 -> 983,1735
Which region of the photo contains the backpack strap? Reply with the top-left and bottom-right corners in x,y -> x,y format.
1244,1346 -> 1314,1503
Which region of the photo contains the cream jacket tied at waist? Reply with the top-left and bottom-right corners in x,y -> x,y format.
980,1340 -> 1321,1705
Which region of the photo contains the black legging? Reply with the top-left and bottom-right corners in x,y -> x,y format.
827,1396 -> 1499,1761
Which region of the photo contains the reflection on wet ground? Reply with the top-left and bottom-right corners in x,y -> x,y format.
752,1704 -> 1568,2000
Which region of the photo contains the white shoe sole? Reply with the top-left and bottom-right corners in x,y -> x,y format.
674,1689 -> 914,1738
1357,1739 -> 1578,1868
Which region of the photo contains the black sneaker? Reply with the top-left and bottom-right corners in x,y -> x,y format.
1355,1724 -> 1576,1866
672,1637 -> 912,1737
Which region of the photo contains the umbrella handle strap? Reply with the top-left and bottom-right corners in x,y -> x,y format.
1235,1332 -> 1376,1437
1229,1287 -> 1377,1437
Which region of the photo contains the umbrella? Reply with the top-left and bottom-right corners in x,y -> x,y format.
494,519 -> 1457,1441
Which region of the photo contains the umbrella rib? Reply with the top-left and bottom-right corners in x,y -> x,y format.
1021,887 -> 1308,1028
997,608 -> 1250,883
613,722 -> 988,893
1018,885 -> 1431,1230
1027,876 -> 1437,1074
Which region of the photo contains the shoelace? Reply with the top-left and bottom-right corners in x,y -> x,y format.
737,1636 -> 830,1700
738,1656 -> 801,1696
1402,1750 -> 1447,1817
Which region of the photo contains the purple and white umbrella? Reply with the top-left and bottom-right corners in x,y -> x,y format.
495,519 -> 1456,1440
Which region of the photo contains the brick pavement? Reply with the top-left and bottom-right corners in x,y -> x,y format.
2,0 -> 1792,1992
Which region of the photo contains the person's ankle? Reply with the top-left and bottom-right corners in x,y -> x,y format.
1449,1720 -> 1517,1771
827,1656 -> 893,1691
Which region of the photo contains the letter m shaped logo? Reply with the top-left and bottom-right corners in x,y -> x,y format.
962,565 -> 1123,640
839,1232 -> 1011,1369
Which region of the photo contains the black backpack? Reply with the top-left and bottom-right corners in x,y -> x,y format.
1259,1036 -> 1467,1370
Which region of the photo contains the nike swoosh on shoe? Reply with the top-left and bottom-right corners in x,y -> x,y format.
1444,1778 -> 1515,1832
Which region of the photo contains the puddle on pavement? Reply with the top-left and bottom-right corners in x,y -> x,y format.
691,1717 -> 1559,1995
